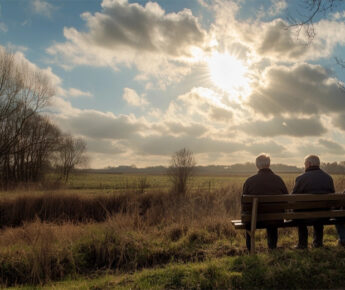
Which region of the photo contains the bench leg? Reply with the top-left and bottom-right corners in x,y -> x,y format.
250,198 -> 258,254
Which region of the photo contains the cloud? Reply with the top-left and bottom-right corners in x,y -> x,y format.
177,87 -> 235,122
86,138 -> 125,154
5,42 -> 28,52
255,19 -> 307,60
1,46 -> 95,103
0,46 -> 67,102
54,110 -> 147,140
122,88 -> 148,106
268,0 -> 287,16
95,0 -> 205,56
31,0 -> 56,18
298,139 -> 345,156
333,113 -> 345,131
246,140 -> 285,155
131,134 -> 243,156
47,0 -> 207,86
164,121 -> 207,137
66,88 -> 93,98
209,106 -> 233,122
247,63 -> 345,116
0,22 -> 7,33
130,133 -> 286,157
239,116 -> 327,137
210,1 -> 345,63
318,139 -> 345,155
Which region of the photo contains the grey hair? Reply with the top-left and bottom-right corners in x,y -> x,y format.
304,154 -> 320,167
256,153 -> 270,169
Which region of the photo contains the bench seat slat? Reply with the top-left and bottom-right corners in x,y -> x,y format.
242,193 -> 345,203
242,210 -> 345,222
231,219 -> 342,229
242,200 -> 345,212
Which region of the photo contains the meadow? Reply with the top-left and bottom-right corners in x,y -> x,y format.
2,172 -> 345,289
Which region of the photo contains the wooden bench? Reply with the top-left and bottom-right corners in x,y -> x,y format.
231,193 -> 345,254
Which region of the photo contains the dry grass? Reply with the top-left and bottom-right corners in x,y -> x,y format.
0,184 -> 242,229
1,174 -> 345,287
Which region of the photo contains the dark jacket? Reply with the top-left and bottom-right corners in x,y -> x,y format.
243,168 -> 289,196
292,166 -> 335,194
242,168 -> 288,223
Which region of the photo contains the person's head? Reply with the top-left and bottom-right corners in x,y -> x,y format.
304,154 -> 320,170
256,153 -> 270,170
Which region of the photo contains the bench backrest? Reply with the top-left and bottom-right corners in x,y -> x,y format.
241,193 -> 345,223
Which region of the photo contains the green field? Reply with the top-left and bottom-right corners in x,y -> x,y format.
60,172 -> 345,193
65,172 -> 249,190
62,172 -> 291,191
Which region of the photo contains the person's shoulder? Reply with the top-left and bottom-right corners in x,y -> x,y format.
295,172 -> 306,182
270,171 -> 283,180
244,173 -> 259,184
319,169 -> 334,179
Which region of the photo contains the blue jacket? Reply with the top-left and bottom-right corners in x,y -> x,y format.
292,166 -> 335,194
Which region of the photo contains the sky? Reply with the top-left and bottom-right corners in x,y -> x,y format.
2,0 -> 345,168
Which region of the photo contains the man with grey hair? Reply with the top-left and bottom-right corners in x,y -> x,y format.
242,153 -> 288,251
292,154 -> 335,249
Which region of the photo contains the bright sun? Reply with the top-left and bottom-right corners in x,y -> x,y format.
207,52 -> 250,98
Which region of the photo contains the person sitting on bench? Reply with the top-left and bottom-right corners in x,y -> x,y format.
292,154 -> 335,249
242,153 -> 288,251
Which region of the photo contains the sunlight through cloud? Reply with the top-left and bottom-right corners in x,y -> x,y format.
207,52 -> 251,101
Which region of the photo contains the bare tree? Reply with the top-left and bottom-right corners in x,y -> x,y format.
55,135 -> 88,183
168,148 -> 196,195
288,1 -> 344,45
0,49 -> 54,158
0,48 -> 57,189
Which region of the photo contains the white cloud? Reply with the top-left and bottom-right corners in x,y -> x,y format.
122,88 -> 148,106
31,0 -> 56,18
67,88 -> 93,98
47,0 -> 207,87
268,0 -> 287,16
5,42 -> 28,52
86,138 -> 125,154
53,110 -> 147,140
0,22 -> 7,33
210,1 -> 345,64
177,87 -> 235,122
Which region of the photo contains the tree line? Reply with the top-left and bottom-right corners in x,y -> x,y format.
0,48 -> 87,189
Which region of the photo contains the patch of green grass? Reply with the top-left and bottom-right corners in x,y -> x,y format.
37,247 -> 345,289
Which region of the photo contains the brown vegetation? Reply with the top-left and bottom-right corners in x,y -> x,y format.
0,185 -> 243,286
0,175 -> 344,287
0,185 -> 241,228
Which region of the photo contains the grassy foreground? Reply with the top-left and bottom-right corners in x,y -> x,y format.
15,247 -> 345,289
2,173 -> 345,289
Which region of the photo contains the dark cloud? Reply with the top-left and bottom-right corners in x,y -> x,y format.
318,139 -> 345,154
333,113 -> 345,131
247,63 -> 345,116
209,107 -> 233,122
129,134 -> 286,157
258,20 -> 307,60
56,110 -> 146,140
298,139 -> 345,156
165,121 -> 207,137
239,116 -> 327,137
130,134 -> 243,156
